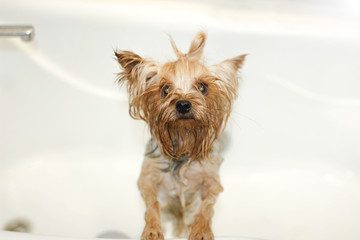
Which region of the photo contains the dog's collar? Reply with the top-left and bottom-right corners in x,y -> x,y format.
145,138 -> 193,177
159,156 -> 190,177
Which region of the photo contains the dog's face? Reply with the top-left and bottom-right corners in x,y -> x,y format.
115,32 -> 246,160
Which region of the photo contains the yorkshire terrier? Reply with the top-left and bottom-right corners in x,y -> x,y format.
115,31 -> 246,240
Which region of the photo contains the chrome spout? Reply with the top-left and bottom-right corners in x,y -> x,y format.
0,25 -> 34,41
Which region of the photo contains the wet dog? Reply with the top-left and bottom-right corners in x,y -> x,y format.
115,31 -> 246,240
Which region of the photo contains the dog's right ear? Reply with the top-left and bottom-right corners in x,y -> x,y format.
114,50 -> 158,86
115,51 -> 143,74
114,50 -> 158,120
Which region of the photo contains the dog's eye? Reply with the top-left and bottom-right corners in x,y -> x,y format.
198,82 -> 208,95
161,85 -> 171,98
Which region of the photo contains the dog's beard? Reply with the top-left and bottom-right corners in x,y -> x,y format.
149,108 -> 221,161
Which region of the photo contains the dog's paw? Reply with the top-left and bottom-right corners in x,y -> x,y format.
188,225 -> 214,240
141,226 -> 164,240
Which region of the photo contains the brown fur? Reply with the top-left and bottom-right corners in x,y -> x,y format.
115,31 -> 246,240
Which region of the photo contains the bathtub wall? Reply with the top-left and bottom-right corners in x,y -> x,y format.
1,1 -> 360,240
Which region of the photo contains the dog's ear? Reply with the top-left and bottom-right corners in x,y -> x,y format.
220,54 -> 247,71
115,50 -> 158,85
210,54 -> 247,100
115,50 -> 143,74
114,50 -> 158,119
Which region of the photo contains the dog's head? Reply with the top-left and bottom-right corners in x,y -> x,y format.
115,32 -> 246,160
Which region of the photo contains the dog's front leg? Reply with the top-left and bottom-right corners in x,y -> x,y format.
189,175 -> 223,240
138,163 -> 164,240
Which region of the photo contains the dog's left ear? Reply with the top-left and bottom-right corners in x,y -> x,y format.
210,54 -> 247,100
221,54 -> 247,71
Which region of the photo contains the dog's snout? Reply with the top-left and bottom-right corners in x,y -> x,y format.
176,101 -> 192,114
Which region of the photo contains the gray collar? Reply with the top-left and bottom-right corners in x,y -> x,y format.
145,138 -> 192,178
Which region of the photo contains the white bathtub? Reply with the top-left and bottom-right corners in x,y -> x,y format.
1,0 -> 360,240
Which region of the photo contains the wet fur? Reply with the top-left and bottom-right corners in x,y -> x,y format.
115,32 -> 246,240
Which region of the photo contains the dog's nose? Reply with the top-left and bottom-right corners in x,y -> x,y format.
176,100 -> 192,114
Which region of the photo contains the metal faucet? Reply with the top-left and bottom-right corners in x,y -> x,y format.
0,25 -> 34,41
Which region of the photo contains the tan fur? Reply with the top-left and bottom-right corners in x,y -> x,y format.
115,31 -> 246,240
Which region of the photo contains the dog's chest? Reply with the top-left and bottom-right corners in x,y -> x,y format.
144,138 -> 223,212
158,161 -> 204,210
